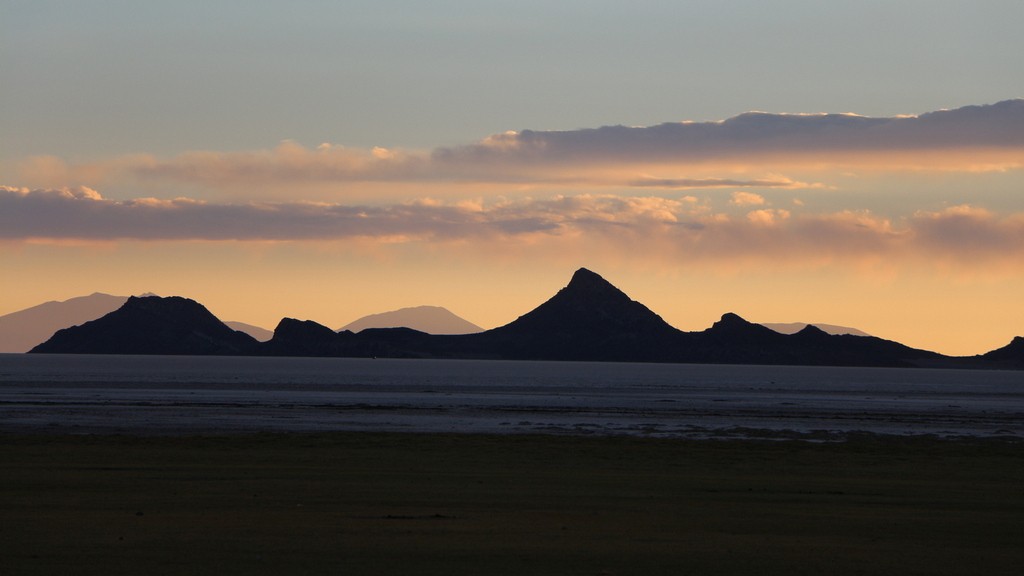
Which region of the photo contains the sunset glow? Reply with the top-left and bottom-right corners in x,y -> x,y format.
3,2 -> 1023,356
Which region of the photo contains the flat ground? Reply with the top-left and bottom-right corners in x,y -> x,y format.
2,433 -> 1021,575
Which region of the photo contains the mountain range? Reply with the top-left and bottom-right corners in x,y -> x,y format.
0,295 -> 484,353
27,268 -> 1023,369
2,287 -> 867,354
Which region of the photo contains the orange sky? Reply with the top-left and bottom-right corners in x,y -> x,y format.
3,96 -> 1024,357
6,4 -> 1024,359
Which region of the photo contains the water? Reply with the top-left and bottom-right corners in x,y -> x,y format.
1,354 -> 1021,439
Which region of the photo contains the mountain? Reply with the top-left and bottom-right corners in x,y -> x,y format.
259,268 -> 950,367
30,296 -> 258,355
0,293 -> 274,352
340,306 -> 483,334
27,268 -> 1023,369
224,321 -> 274,342
472,268 -> 683,361
0,293 -> 125,353
976,336 -> 1024,369
260,318 -> 355,357
760,322 -> 871,337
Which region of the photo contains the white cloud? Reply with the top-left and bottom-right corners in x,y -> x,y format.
731,191 -> 766,206
746,209 -> 789,225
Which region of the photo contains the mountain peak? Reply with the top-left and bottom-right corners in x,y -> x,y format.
558,268 -> 633,304
980,335 -> 1024,367
567,267 -> 605,285
495,268 -> 676,338
707,312 -> 780,339
714,312 -> 750,328
795,323 -> 830,337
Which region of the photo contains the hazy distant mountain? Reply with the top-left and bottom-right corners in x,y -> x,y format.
340,306 -> 483,334
29,268 -> 1023,369
31,296 -> 258,355
0,293 -> 126,353
760,322 -> 870,337
224,321 -> 274,342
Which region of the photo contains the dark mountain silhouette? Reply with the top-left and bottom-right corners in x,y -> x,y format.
340,305 -> 483,334
1,293 -> 272,352
469,268 -> 682,361
260,318 -> 354,357
498,268 -> 677,336
28,268 -> 1022,369
976,337 -> 1024,369
778,323 -> 943,367
30,296 -> 258,355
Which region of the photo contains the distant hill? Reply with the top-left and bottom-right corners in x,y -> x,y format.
224,321 -> 274,342
0,293 -> 126,353
31,296 -> 258,355
340,306 -> 483,334
28,268 -> 1024,369
761,322 -> 871,337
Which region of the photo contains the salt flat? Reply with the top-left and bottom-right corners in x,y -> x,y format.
2,354 -> 1021,439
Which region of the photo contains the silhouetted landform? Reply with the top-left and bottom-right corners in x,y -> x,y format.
340,306 -> 483,335
30,268 -> 1023,369
760,322 -> 870,337
976,337 -> 1024,369
0,293 -> 273,351
30,296 -> 258,355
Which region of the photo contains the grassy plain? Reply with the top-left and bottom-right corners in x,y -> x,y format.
2,433 -> 1021,575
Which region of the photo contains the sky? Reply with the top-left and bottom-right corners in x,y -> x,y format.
2,0 -> 1023,356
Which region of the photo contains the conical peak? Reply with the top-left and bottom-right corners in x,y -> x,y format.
790,323 -> 831,336
567,267 -> 610,288
561,268 -> 626,297
795,323 -> 829,337
494,267 -> 676,336
551,268 -> 637,310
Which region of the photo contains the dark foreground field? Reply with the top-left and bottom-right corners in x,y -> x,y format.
2,433 -> 1021,575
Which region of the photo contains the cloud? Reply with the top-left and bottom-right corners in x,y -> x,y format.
15,101 -> 1021,196
731,191 -> 766,206
745,209 -> 789,225
627,176 -> 813,189
435,99 -> 1024,164
913,205 -> 1024,260
4,185 -> 1022,268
